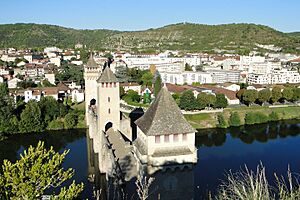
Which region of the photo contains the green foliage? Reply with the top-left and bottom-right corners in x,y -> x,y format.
172,93 -> 181,105
257,89 -> 271,105
80,49 -> 89,63
154,74 -> 162,97
242,90 -> 258,106
0,141 -> 83,199
179,90 -> 198,111
119,86 -> 125,98
38,96 -> 62,126
282,87 -> 293,102
217,113 -> 227,128
47,118 -> 64,130
245,112 -> 269,125
64,113 -> 78,129
270,87 -> 282,104
56,63 -> 84,85
0,23 -> 298,53
214,93 -> 228,108
185,63 -> 193,71
0,83 -> 15,133
141,72 -> 153,87
292,88 -> 300,102
229,112 -> 241,127
236,89 -> 246,100
197,92 -> 216,109
19,101 -> 43,133
123,89 -> 141,103
269,111 -> 279,121
17,80 -> 37,89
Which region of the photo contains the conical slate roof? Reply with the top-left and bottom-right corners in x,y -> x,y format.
135,86 -> 196,136
86,54 -> 98,68
97,67 -> 117,83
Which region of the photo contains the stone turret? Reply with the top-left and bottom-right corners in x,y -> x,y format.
84,53 -> 101,125
96,66 -> 120,132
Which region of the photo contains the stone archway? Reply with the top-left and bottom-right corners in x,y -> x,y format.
105,122 -> 113,132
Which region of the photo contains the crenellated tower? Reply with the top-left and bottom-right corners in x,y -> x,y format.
96,66 -> 120,132
84,54 -> 102,125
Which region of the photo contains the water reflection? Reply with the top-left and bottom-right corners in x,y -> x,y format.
196,119 -> 300,147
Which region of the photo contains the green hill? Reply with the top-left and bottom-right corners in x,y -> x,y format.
0,23 -> 299,54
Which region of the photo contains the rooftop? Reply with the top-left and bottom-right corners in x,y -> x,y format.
97,67 -> 118,83
135,86 -> 196,136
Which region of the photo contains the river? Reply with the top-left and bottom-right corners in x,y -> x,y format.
1,120 -> 300,199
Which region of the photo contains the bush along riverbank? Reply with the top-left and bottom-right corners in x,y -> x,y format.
0,83 -> 86,139
184,105 -> 300,129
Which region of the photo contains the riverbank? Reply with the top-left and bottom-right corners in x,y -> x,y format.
185,105 -> 300,129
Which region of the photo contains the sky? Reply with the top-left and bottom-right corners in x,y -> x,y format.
0,0 -> 299,33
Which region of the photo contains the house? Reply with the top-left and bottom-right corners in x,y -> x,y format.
141,87 -> 152,97
219,83 -> 240,91
0,67 -> 9,76
134,86 -> 197,171
199,85 -> 240,105
44,73 -> 56,85
8,78 -> 22,89
0,76 -> 4,83
71,89 -> 84,103
120,82 -> 141,94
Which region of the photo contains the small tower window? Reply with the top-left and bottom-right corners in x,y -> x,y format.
173,134 -> 179,142
102,83 -> 104,87
108,97 -> 110,102
114,83 -> 116,87
108,108 -> 110,114
106,83 -> 108,87
109,83 -> 112,88
155,136 -> 160,144
164,135 -> 169,143
182,133 -> 187,141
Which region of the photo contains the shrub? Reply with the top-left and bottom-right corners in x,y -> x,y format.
245,112 -> 269,125
269,111 -> 279,121
64,113 -> 78,129
47,118 -> 64,130
229,112 -> 241,127
217,113 -> 227,128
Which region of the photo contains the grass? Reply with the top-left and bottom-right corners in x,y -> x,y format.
185,106 -> 300,129
216,163 -> 300,200
71,101 -> 85,111
184,113 -> 217,129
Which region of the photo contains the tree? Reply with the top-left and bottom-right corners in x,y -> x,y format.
242,90 -> 258,106
270,87 -> 282,104
19,101 -> 43,133
282,87 -> 293,102
197,93 -> 216,109
0,83 -> 15,134
143,93 -> 151,104
38,96 -> 61,126
141,72 -> 153,87
64,113 -> 78,129
179,90 -> 198,111
154,73 -> 162,97
257,89 -> 271,105
185,63 -> 193,71
80,49 -> 89,64
123,89 -> 141,103
217,113 -> 227,128
292,88 -> 300,102
236,89 -> 246,100
0,141 -> 83,199
229,112 -> 241,127
119,86 -> 125,98
214,93 -> 228,108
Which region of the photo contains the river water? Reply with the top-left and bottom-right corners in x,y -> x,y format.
1,120 -> 300,199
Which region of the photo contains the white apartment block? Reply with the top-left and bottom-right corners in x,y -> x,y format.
248,69 -> 300,85
122,53 -> 201,70
160,71 -> 212,85
208,70 -> 241,83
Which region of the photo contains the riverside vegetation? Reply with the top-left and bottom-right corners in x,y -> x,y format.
0,83 -> 85,140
